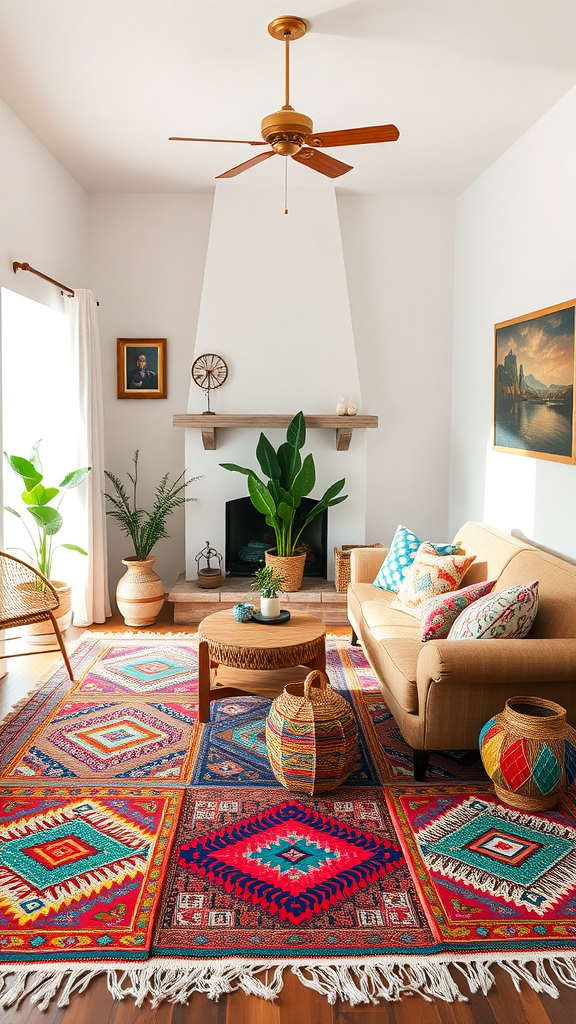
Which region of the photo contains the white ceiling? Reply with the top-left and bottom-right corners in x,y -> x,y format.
1,0 -> 576,196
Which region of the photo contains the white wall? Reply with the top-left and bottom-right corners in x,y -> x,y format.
339,195 -> 456,546
450,86 -> 576,559
0,97 -> 88,548
88,193 -> 213,593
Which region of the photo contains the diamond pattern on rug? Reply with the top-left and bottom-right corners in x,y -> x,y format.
387,785 -> 576,945
4,701 -> 198,782
191,695 -> 378,787
153,787 -> 432,955
0,786 -> 182,960
72,643 -> 197,697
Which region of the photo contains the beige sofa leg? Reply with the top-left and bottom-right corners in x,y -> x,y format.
413,749 -> 430,781
350,629 -> 360,646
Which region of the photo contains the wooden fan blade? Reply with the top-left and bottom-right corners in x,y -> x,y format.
304,125 -> 400,148
291,148 -> 352,178
169,137 -> 266,145
215,150 -> 276,179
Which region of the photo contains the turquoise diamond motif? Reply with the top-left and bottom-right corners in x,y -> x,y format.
533,746 -> 561,795
248,831 -> 338,876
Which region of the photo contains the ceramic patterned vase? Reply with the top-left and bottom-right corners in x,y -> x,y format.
480,696 -> 576,811
116,556 -> 165,627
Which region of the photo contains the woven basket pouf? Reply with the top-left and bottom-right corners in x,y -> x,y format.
265,670 -> 358,794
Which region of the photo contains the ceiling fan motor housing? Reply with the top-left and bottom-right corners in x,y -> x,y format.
261,107 -> 313,155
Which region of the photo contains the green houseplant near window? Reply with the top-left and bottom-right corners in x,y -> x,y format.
3,442 -> 91,640
221,412 -> 347,592
104,450 -> 200,626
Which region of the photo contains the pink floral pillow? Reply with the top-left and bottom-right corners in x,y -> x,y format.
390,542 -> 476,619
447,582 -> 539,640
420,580 -> 496,641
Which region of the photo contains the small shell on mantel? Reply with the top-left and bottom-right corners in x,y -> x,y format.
336,395 -> 357,416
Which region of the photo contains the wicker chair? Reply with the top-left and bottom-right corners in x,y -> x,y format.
0,551 -> 74,680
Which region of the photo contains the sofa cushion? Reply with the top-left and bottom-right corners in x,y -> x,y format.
373,524 -> 457,593
390,543 -> 476,618
497,548 -> 576,638
420,579 -> 497,641
448,581 -> 539,640
362,631 -> 421,713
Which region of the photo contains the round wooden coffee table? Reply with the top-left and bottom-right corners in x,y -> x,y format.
197,609 -> 326,722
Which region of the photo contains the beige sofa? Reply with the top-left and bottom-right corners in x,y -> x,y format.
347,521 -> 576,779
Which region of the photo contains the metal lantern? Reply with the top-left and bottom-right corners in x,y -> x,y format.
195,541 -> 223,589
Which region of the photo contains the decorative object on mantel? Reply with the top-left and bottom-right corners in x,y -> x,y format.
334,543 -> 384,592
221,412 -> 347,592
266,669 -> 358,794
336,395 -> 358,416
173,413 -> 378,451
3,443 -> 91,643
195,540 -> 224,589
480,695 -> 576,811
104,451 -> 199,625
191,353 -> 228,414
251,564 -> 285,619
117,339 -> 167,399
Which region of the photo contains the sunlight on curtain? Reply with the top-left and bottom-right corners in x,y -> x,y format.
1,288 -> 88,600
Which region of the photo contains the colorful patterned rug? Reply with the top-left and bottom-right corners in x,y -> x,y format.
1,632 -> 575,1011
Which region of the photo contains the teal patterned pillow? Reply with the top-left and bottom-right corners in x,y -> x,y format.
373,524 -> 458,593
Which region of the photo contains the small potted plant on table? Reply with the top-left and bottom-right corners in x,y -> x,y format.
251,565 -> 285,619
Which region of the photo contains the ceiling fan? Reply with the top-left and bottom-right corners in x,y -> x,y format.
169,15 -> 399,180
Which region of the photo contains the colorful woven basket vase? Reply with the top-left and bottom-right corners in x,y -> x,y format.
480,695 -> 576,811
265,670 -> 358,795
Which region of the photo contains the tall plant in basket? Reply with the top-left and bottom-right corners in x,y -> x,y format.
221,412 -> 347,591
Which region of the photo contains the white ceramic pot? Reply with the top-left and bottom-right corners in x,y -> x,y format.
24,580 -> 73,647
260,596 -> 281,619
116,556 -> 165,627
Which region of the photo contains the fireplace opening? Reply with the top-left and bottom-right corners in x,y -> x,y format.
225,496 -> 327,577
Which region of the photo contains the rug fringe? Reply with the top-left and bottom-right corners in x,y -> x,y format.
82,630 -> 199,639
1,956 -> 576,1011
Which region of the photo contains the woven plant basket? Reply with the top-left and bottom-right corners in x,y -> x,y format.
480,695 -> 576,811
266,669 -> 358,794
334,543 -> 384,592
264,550 -> 306,592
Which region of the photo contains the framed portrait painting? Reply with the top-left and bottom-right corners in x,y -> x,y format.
117,339 -> 167,399
494,300 -> 576,464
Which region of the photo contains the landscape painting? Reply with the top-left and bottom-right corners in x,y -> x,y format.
494,300 -> 576,463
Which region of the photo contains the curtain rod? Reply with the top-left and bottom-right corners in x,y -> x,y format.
12,262 -> 100,305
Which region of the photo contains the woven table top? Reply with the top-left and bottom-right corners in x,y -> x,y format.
198,609 -> 326,670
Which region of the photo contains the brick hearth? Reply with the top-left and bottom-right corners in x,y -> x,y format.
168,574 -> 348,626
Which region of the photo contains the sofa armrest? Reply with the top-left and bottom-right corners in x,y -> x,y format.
417,638 -> 576,697
350,547 -> 388,584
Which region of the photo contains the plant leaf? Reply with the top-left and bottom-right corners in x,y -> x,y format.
286,411 -> 306,450
256,434 -> 280,481
4,454 -> 42,490
22,484 -> 59,506
248,474 -> 277,517
219,463 -> 253,476
30,440 -> 43,474
4,506 -> 21,518
27,506 -> 63,536
318,478 -> 346,504
292,453 -> 316,498
277,502 -> 294,522
59,467 -> 91,489
277,442 -> 301,489
327,494 -> 348,507
60,543 -> 88,555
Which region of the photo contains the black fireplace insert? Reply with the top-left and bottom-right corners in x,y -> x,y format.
225,496 -> 327,577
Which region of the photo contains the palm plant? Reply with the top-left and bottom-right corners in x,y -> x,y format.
104,451 -> 199,561
251,565 -> 285,598
220,411 -> 347,557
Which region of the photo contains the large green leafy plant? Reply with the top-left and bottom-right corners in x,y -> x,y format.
4,442 -> 91,579
221,412 -> 347,558
104,450 -> 199,561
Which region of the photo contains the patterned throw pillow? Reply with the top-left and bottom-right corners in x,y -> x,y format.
373,525 -> 458,593
390,543 -> 477,618
447,581 -> 539,640
420,579 -> 496,642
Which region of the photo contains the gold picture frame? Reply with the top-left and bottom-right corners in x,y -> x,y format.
494,300 -> 576,464
117,339 -> 167,399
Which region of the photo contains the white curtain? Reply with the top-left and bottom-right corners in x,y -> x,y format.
65,290 -> 111,624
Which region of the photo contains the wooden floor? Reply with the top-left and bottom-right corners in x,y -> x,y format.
0,608 -> 575,1023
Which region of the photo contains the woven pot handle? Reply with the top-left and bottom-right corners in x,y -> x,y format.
303,670 -> 328,700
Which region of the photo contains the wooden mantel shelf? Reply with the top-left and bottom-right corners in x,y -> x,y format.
173,414 -> 378,451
